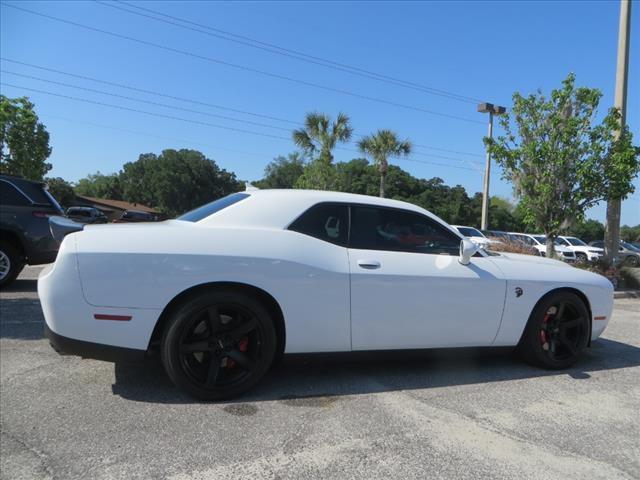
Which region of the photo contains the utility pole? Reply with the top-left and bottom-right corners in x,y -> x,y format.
478,102 -> 506,230
604,0 -> 632,265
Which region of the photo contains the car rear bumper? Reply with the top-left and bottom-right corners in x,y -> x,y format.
45,323 -> 146,363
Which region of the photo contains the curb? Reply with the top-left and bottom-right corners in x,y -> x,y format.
614,290 -> 640,299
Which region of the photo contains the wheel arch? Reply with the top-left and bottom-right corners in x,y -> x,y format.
0,229 -> 26,258
526,286 -> 593,346
148,282 -> 286,359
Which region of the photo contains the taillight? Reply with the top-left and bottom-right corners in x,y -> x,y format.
32,211 -> 55,218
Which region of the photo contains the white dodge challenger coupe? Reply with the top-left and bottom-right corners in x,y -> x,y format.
39,189 -> 614,400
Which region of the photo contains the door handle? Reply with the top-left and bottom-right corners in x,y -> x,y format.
357,259 -> 381,269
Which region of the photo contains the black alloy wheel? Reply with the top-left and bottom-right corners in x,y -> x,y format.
162,290 -> 276,400
519,291 -> 590,369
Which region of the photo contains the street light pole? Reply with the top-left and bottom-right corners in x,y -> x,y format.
604,0 -> 632,265
481,111 -> 494,231
478,103 -> 506,231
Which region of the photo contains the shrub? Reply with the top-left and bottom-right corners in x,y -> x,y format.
486,237 -> 538,256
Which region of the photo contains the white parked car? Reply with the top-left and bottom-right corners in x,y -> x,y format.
451,225 -> 495,247
510,233 -> 577,262
556,236 -> 603,262
40,190 -> 613,400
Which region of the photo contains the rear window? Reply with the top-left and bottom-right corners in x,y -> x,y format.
457,227 -> 483,237
178,193 -> 249,222
0,180 -> 30,206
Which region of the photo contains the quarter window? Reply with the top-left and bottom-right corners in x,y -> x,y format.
349,206 -> 460,255
288,203 -> 349,246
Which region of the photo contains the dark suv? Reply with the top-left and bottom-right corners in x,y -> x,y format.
0,175 -> 64,286
66,206 -> 108,224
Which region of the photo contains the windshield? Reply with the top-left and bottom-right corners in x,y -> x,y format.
566,237 -> 587,246
532,235 -> 546,244
178,193 -> 250,222
622,241 -> 640,252
457,227 -> 484,237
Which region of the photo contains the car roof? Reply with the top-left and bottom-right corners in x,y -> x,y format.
198,189 -> 458,234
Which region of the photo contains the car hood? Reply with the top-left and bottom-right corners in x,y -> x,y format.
489,252 -> 571,268
486,252 -> 611,288
535,244 -> 573,253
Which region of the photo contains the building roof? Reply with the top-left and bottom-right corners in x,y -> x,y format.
76,195 -> 159,214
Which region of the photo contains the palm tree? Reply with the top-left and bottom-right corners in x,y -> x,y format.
292,112 -> 353,164
358,129 -> 412,197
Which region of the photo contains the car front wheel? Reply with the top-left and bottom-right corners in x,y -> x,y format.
625,255 -> 639,267
518,291 -> 590,369
161,290 -> 277,400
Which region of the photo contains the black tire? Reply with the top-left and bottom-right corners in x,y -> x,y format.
518,291 -> 590,369
0,241 -> 24,288
625,255 -> 639,267
575,252 -> 588,263
161,290 -> 277,400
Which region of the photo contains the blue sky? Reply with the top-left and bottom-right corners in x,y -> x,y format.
1,0 -> 638,225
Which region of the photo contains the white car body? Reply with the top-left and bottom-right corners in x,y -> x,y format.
451,225 -> 494,247
39,190 -> 613,358
510,233 -> 577,262
557,236 -> 603,262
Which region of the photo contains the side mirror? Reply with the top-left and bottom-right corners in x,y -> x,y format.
459,238 -> 479,265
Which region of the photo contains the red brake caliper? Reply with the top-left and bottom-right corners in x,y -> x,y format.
541,306 -> 557,351
540,314 -> 550,350
226,337 -> 249,368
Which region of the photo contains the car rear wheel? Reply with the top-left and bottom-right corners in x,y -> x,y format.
161,290 -> 276,400
0,241 -> 24,288
518,291 -> 590,369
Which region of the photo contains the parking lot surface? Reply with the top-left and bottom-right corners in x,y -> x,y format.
1,266 -> 639,479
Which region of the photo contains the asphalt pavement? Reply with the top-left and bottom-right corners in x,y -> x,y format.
1,266 -> 639,479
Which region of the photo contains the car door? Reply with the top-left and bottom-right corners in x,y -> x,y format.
347,205 -> 507,350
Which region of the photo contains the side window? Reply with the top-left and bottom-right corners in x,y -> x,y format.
350,206 -> 460,255
288,203 -> 349,246
0,181 -> 30,206
515,235 -> 533,246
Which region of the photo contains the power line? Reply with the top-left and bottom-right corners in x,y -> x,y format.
0,59 -> 484,164
0,58 -> 299,125
98,0 -> 482,105
0,82 -> 478,172
1,2 -> 484,125
0,82 -> 292,141
40,113 -> 269,159
1,70 -> 293,133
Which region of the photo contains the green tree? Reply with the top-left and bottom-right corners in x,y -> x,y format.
75,172 -> 123,199
567,219 -> 605,243
596,109 -> 640,263
45,177 -> 76,208
0,95 -> 52,180
620,224 -> 640,243
357,129 -> 412,197
294,159 -> 339,191
119,149 -> 242,216
486,73 -> 639,259
292,112 -> 353,164
252,152 -> 305,189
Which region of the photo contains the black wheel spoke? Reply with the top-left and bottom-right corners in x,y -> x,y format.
228,316 -> 258,340
556,302 -> 566,321
226,349 -> 256,371
180,340 -> 210,353
205,354 -> 221,387
207,306 -> 222,333
561,317 -> 583,329
558,335 -> 577,355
